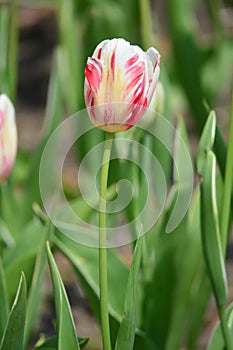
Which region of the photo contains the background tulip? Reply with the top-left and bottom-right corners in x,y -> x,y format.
0,94 -> 17,183
84,38 -> 160,132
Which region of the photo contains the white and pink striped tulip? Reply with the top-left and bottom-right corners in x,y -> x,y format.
84,38 -> 160,132
0,94 -> 17,184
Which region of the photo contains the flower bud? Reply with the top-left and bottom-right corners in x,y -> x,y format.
0,94 -> 17,183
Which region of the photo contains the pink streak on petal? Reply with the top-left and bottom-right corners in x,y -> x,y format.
143,97 -> 148,107
130,71 -> 146,106
97,48 -> 102,59
125,53 -> 139,68
153,54 -> 160,71
110,46 -> 116,78
126,61 -> 145,95
126,72 -> 143,91
0,110 -> 4,129
126,61 -> 144,75
85,58 -> 103,93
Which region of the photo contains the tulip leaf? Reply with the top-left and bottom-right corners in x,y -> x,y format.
46,242 -> 80,350
115,237 -> 143,350
35,335 -> 89,349
23,221 -> 51,347
53,231 -> 128,323
200,150 -> 227,307
165,187 -> 209,350
173,113 -> 192,183
0,272 -> 27,350
0,218 -> 15,248
142,187 -> 210,350
0,258 -> 9,340
197,111 -> 216,175
3,220 -> 42,304
166,114 -> 193,233
207,302 -> 233,350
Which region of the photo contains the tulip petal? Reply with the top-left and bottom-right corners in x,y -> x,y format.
84,38 -> 161,132
0,94 -> 17,183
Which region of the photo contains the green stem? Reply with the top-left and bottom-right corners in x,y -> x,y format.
139,0 -> 153,49
221,93 -> 233,255
8,0 -> 18,102
218,306 -> 233,350
99,132 -> 114,350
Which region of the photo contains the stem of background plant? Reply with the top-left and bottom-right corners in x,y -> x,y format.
139,0 -> 153,49
99,132 -> 114,350
221,93 -> 233,255
8,0 -> 18,102
218,305 -> 233,350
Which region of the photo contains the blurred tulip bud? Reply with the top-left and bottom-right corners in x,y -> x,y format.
140,81 -> 165,130
84,38 -> 160,132
0,94 -> 17,183
150,81 -> 165,115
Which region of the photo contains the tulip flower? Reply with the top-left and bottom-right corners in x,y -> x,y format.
84,38 -> 160,132
0,94 -> 17,183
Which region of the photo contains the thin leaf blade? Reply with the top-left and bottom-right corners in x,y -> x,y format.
0,273 -> 27,350
46,242 -> 80,350
200,151 -> 227,308
115,238 -> 143,350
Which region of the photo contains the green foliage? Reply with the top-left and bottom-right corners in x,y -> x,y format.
46,242 -> 80,350
200,150 -> 227,307
115,238 -> 143,350
0,273 -> 27,350
0,0 -> 232,349
197,113 -> 228,309
2,220 -> 42,304
23,221 -> 51,347
35,335 -> 89,349
54,231 -> 128,323
0,258 -> 9,340
208,303 -> 233,350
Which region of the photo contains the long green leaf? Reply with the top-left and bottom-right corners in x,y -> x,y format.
23,221 -> 51,348
165,187 -> 209,350
200,151 -> 227,308
53,232 -> 128,322
46,242 -> 80,350
208,302 -> 233,350
0,258 -> 9,340
115,238 -> 143,350
0,273 -> 27,350
197,111 -> 216,176
35,335 -> 89,349
3,220 -> 42,304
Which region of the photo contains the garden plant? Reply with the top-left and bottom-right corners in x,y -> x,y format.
0,0 -> 233,349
